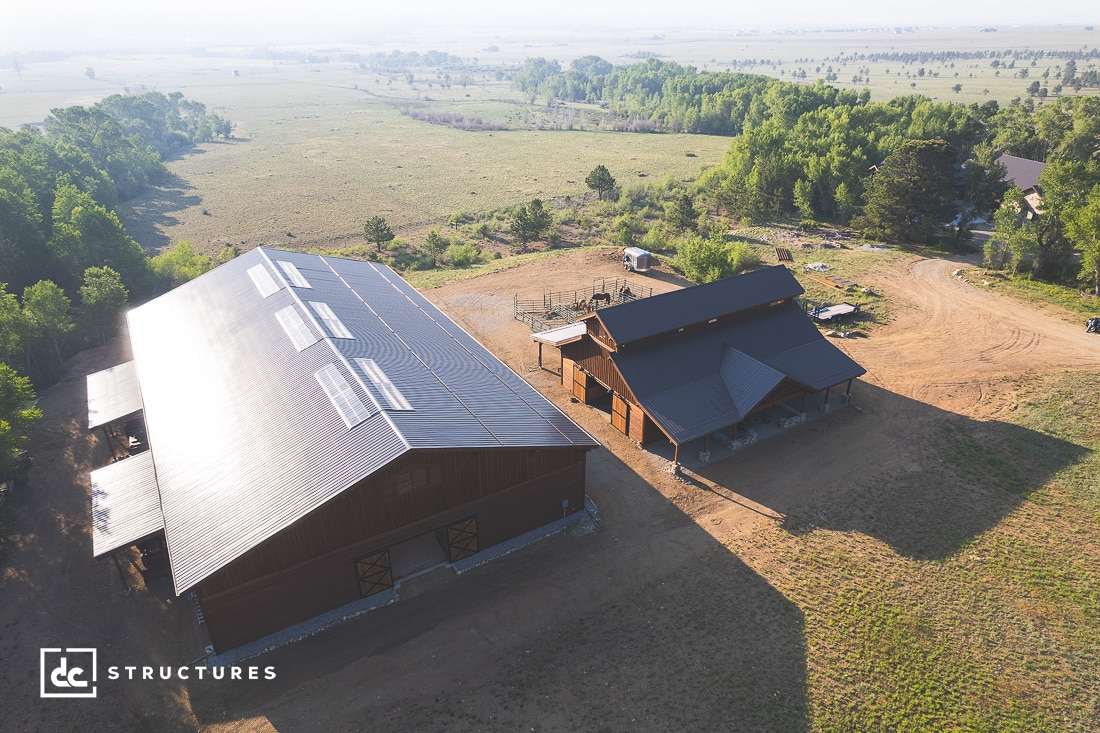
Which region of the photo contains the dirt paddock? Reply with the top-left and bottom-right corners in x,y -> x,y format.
3,247 -> 1098,732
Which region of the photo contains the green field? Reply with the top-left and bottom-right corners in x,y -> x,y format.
2,25 -> 1097,255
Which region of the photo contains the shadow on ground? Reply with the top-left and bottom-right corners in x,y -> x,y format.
687,381 -> 1088,561
190,447 -> 810,732
121,173 -> 203,252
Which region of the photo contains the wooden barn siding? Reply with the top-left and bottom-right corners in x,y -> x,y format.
199,448 -> 587,595
197,457 -> 587,651
561,342 -> 637,405
628,407 -> 665,445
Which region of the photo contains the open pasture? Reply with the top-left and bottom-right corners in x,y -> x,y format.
3,25 -> 1098,254
2,53 -> 730,253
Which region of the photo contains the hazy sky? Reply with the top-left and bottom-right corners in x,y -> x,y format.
3,0 -> 1096,52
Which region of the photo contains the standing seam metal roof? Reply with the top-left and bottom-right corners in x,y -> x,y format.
126,247 -> 597,594
596,265 -> 805,346
86,361 -> 143,429
90,451 -> 163,557
609,298 -> 865,445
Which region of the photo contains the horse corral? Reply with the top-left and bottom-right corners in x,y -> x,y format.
513,277 -> 653,332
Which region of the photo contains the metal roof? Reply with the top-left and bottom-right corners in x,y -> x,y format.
531,322 -> 587,346
596,265 -> 804,347
86,361 -> 143,429
124,247 -> 598,594
997,154 -> 1047,192
611,301 -> 864,445
90,452 -> 163,557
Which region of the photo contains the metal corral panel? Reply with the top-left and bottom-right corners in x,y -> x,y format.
87,361 -> 143,429
124,247 -> 597,594
597,265 -> 804,347
90,451 -> 163,557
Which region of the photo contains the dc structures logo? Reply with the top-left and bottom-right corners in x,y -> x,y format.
40,648 -> 97,698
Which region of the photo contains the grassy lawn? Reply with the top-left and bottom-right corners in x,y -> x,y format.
961,268 -> 1100,324
728,370 -> 1100,731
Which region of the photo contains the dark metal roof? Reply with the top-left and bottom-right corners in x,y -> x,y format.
86,361 -> 143,429
611,301 -> 865,445
596,265 -> 804,347
90,451 -> 163,557
997,154 -> 1047,192
124,247 -> 597,594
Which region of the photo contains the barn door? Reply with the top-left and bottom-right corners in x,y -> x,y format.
445,516 -> 479,563
355,549 -> 393,598
572,366 -> 587,402
611,393 -> 629,435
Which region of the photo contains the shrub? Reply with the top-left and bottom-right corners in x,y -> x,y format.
728,242 -> 762,274
447,242 -> 483,268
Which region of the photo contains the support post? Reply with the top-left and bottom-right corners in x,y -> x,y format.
111,552 -> 131,594
823,386 -> 831,406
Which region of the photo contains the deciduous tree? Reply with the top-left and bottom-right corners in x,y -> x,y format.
0,362 -> 40,477
1066,183 -> 1100,295
22,280 -> 73,366
149,241 -> 214,288
79,266 -> 128,345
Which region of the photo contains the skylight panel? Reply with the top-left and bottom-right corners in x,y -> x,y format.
315,363 -> 372,428
276,260 -> 312,288
274,305 -> 320,351
355,358 -> 413,411
247,264 -> 280,298
308,301 -> 354,339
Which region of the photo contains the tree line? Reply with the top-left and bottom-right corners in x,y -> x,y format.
512,56 -> 1100,292
0,92 -> 233,477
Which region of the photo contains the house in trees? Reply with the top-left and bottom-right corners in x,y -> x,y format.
997,154 -> 1048,219
543,266 -> 865,463
86,248 -> 598,652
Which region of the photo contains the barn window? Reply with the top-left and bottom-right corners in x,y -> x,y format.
355,358 -> 413,410
315,363 -> 372,428
247,264 -> 280,298
275,260 -> 312,288
274,305 -> 319,351
309,301 -> 355,339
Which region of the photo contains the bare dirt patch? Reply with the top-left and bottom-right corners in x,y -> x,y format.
4,246 -> 1098,731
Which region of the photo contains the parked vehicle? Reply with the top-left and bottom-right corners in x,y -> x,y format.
622,247 -> 652,273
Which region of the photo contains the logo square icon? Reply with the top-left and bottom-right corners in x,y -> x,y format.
40,648 -> 97,698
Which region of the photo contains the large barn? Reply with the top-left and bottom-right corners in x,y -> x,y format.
86,247 -> 598,652
540,265 -> 865,462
